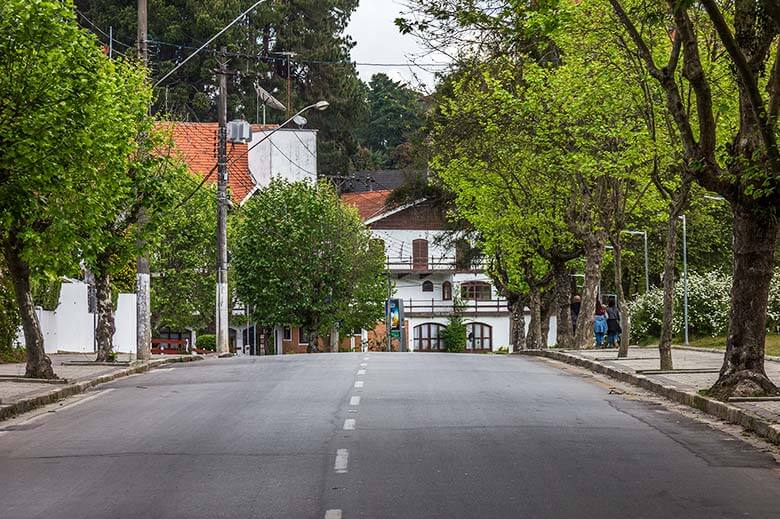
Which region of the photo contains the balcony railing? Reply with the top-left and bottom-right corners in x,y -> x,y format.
402,298 -> 509,314
386,256 -> 484,272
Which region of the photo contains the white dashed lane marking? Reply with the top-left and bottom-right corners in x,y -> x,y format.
343,419 -> 356,430
349,396 -> 360,406
334,449 -> 349,473
360,363 -> 367,367
357,369 -> 366,375
325,510 -> 342,519
354,381 -> 364,388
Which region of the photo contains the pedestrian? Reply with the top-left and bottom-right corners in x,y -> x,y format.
606,297 -> 621,349
594,303 -> 607,348
570,295 -> 581,332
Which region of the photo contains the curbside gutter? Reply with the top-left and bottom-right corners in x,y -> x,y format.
0,355 -> 205,422
516,349 -> 780,445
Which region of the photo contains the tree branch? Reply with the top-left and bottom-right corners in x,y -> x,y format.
700,0 -> 779,168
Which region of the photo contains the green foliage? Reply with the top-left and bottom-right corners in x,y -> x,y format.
150,175 -> 218,333
0,0 -> 150,283
358,73 -> 425,168
196,334 -> 217,352
628,271 -> 750,342
31,279 -> 63,312
0,267 -> 20,353
233,180 -> 386,337
442,318 -> 467,353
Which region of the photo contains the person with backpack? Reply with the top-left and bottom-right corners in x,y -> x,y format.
594,303 -> 607,348
606,297 -> 621,348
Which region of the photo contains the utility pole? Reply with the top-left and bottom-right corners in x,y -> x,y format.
216,47 -> 230,356
135,0 -> 151,361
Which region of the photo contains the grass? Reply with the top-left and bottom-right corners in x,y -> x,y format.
680,334 -> 780,357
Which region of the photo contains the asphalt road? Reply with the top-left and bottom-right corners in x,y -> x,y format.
1,352 -> 779,519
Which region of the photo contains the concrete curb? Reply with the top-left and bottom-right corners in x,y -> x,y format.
671,344 -> 780,363
516,349 -> 780,445
0,355 -> 204,422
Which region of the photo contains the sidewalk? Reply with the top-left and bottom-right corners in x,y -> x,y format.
0,353 -> 204,421
519,346 -> 780,444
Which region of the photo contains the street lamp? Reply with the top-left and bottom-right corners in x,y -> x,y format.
622,230 -> 650,294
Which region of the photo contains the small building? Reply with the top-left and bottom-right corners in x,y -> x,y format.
342,190 -> 513,352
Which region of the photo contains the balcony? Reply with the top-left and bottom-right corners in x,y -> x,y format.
401,298 -> 510,317
386,255 -> 483,273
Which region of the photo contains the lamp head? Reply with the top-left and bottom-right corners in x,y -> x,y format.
314,100 -> 330,111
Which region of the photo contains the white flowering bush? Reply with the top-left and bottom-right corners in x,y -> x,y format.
629,270 -> 749,342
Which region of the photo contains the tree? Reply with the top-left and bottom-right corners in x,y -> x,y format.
359,73 -> 425,167
150,178 -> 218,335
86,79 -> 187,362
232,180 -> 386,350
609,0 -> 780,399
0,0 -> 154,378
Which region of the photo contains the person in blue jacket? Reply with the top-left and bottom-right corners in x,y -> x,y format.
594,303 -> 608,348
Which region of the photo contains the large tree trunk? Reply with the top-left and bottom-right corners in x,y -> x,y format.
574,239 -> 605,349
540,291 -> 556,349
526,288 -> 543,349
308,329 -> 320,353
659,210 -> 679,370
556,269 -> 573,348
4,239 -> 56,379
94,271 -> 116,362
613,241 -> 631,358
709,207 -> 779,400
510,296 -> 527,352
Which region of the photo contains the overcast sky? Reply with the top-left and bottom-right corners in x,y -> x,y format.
346,0 -> 448,92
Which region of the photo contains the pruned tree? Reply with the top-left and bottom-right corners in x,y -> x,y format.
0,0 -> 158,377
609,0 -> 780,399
232,180 -> 386,350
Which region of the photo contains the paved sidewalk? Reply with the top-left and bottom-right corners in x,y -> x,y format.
575,347 -> 780,422
0,353 -> 203,420
523,346 -> 780,444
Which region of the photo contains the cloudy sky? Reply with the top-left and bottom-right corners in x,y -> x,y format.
346,0 -> 448,91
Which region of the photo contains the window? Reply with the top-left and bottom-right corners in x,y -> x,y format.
422,280 -> 434,292
442,281 -> 452,301
461,281 -> 492,301
298,328 -> 308,344
414,323 -> 446,351
467,322 -> 493,350
283,327 -> 292,341
412,239 -> 429,270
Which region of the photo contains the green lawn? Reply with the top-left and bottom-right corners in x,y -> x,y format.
683,335 -> 780,357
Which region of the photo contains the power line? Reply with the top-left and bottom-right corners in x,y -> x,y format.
269,140 -> 315,177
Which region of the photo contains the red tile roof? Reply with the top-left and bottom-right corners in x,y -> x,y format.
160,122 -> 277,204
341,190 -> 393,221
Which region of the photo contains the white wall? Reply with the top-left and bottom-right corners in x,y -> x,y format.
247,129 -> 317,187
17,281 -> 136,354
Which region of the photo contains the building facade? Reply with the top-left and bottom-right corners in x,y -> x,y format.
342,191 -> 514,352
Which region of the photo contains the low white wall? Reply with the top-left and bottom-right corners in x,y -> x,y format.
17,281 -> 136,354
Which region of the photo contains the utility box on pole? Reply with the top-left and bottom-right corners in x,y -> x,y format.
227,120 -> 252,143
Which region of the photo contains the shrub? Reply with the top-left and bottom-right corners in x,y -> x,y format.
443,317 -> 467,352
628,269 -> 764,343
196,334 -> 217,351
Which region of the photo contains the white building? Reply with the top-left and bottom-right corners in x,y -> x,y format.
342,191 -> 517,352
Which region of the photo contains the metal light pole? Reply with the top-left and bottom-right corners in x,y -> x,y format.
622,230 -> 650,293
682,215 -> 689,346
